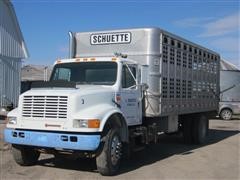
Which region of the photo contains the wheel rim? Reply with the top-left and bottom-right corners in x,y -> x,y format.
222,110 -> 231,120
110,135 -> 122,166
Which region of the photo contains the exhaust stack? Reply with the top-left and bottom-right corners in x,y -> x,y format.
68,31 -> 75,58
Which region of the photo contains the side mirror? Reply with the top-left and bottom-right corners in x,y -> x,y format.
140,83 -> 149,91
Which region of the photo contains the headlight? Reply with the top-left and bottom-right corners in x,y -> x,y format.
73,119 -> 88,128
7,117 -> 17,125
73,119 -> 100,128
0,107 -> 7,112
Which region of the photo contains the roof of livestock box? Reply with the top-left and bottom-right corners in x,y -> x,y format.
73,27 -> 219,58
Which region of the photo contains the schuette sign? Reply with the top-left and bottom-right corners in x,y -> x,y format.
90,32 -> 131,45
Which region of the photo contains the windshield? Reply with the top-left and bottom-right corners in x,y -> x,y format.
50,62 -> 117,85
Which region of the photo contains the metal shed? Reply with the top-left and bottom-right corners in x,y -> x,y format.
0,0 -> 29,114
220,59 -> 240,102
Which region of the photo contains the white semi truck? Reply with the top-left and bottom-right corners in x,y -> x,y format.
4,28 -> 220,175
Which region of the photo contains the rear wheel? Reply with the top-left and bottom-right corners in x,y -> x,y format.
182,114 -> 209,144
220,109 -> 232,120
182,117 -> 193,144
96,128 -> 122,176
12,145 -> 40,166
192,115 -> 209,144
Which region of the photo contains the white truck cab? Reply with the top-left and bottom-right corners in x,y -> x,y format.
4,28 -> 220,175
5,56 -> 142,143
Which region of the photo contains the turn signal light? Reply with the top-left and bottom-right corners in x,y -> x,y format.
88,119 -> 100,128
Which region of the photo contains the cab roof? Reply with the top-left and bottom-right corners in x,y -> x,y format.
54,57 -> 137,65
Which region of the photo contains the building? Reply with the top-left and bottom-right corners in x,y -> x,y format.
220,60 -> 240,101
220,60 -> 240,71
219,59 -> 240,119
21,64 -> 52,93
0,0 -> 29,115
21,64 -> 52,81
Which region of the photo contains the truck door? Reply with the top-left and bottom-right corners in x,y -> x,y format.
120,64 -> 142,125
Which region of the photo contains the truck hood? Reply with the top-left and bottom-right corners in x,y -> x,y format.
21,85 -> 114,97
14,85 -> 116,132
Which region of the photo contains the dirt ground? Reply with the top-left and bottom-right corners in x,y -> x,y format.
0,117 -> 239,180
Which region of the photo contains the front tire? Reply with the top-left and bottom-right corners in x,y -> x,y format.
12,145 -> 40,166
96,128 -> 122,176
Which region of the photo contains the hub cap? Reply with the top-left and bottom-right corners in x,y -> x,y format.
110,135 -> 122,166
222,110 -> 232,120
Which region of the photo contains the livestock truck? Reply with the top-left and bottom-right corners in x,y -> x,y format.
4,28 -> 220,175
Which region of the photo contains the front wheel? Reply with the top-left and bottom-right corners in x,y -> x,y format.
96,128 -> 122,176
12,145 -> 40,166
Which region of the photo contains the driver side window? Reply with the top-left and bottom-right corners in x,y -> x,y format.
52,68 -> 71,81
122,65 -> 136,88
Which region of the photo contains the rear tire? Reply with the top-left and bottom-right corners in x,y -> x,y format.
192,115 -> 209,144
96,128 -> 122,176
182,114 -> 209,144
12,145 -> 40,166
220,109 -> 232,120
182,118 -> 193,144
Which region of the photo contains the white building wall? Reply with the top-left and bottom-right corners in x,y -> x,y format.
0,56 -> 21,107
0,0 -> 28,109
0,0 -> 27,58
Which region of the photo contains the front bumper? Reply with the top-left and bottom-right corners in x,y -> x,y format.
4,128 -> 100,151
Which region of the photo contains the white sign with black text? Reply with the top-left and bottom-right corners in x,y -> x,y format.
90,32 -> 131,45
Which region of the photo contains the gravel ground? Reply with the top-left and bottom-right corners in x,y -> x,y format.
0,117 -> 239,180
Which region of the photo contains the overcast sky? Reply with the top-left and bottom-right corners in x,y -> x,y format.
12,0 -> 240,68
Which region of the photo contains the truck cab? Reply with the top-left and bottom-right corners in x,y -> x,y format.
4,56 -> 144,175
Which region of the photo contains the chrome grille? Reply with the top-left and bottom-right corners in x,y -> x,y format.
22,96 -> 68,118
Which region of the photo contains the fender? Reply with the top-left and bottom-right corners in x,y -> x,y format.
7,108 -> 19,117
72,104 -> 128,142
100,108 -> 129,143
219,103 -> 233,114
72,103 -> 127,131
72,104 -> 123,123
99,108 -> 125,131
